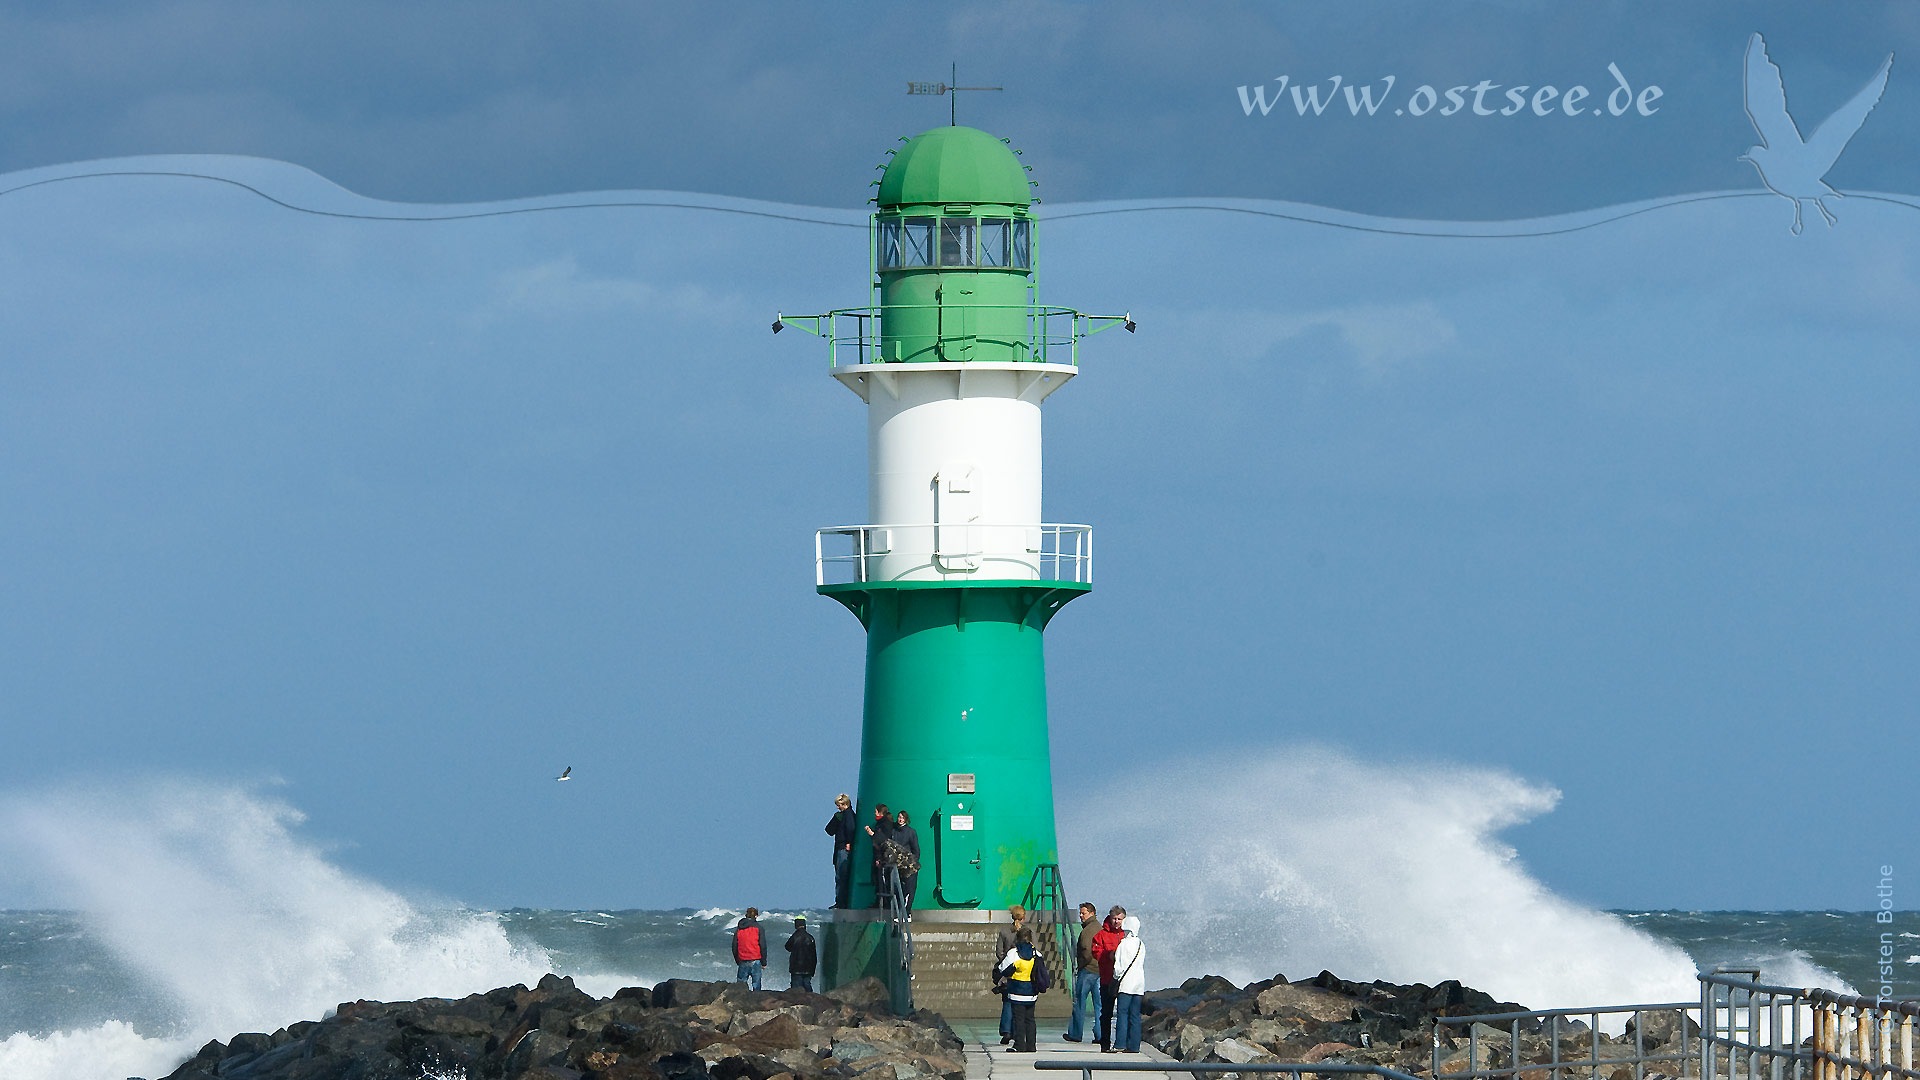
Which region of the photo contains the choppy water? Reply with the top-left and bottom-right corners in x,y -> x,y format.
2,773 -> 1911,1080
1,905 -> 1907,1077
0,907 -> 804,1044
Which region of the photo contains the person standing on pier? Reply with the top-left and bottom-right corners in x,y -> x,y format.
1093,905 -> 1126,1051
996,927 -> 1050,1053
1111,916 -> 1146,1053
994,905 -> 1030,1044
1064,902 -> 1100,1042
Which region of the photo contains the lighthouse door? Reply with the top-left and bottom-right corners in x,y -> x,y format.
934,464 -> 981,571
936,797 -> 982,905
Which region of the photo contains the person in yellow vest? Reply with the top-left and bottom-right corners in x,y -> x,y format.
996,927 -> 1052,1052
993,905 -> 1030,1043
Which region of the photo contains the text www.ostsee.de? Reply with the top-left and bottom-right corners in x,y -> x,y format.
1237,64 -> 1663,118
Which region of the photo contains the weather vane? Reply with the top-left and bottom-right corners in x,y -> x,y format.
907,63 -> 1002,125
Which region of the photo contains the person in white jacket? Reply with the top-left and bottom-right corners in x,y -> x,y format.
1110,915 -> 1146,1053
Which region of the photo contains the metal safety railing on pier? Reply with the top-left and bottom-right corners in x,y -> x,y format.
1032,974 -> 1917,1080
815,523 -> 1092,586
1430,974 -> 1920,1080
1699,972 -> 1919,1080
1038,1060 -> 1426,1080
1433,1002 -> 1702,1080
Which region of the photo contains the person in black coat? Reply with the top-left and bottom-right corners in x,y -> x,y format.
825,794 -> 857,908
892,810 -> 920,912
786,916 -> 818,992
864,803 -> 896,906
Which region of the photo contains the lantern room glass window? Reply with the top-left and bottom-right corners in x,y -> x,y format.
902,218 -> 935,266
939,219 -> 974,266
877,216 -> 1031,269
977,219 -> 1009,267
877,221 -> 904,268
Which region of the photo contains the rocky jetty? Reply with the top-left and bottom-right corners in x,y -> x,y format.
155,975 -> 966,1080
1141,970 -> 1697,1079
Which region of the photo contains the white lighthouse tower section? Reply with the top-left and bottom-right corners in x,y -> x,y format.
831,361 -> 1077,583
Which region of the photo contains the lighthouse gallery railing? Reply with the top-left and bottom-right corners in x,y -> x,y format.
815,523 -> 1092,587
774,304 -> 1133,368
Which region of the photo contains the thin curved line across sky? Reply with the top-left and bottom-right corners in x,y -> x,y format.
4,165 -> 1919,239
0,169 -> 872,229
1044,193 -> 1770,238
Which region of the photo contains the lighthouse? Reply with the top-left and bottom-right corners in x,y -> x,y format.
777,124 -> 1129,1015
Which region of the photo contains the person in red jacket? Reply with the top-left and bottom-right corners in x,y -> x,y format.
732,908 -> 767,990
1091,905 -> 1126,1052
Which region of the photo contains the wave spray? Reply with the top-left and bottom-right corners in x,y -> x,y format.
0,780 -> 579,1080
1061,747 -> 1702,1010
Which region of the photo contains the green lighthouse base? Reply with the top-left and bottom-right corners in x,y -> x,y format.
823,909 -> 1072,1020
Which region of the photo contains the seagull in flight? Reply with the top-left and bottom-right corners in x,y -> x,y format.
556,766 -> 572,782
1740,32 -> 1893,234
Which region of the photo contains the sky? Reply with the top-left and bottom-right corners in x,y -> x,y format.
0,1 -> 1916,916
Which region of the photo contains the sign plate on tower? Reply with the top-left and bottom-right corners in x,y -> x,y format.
947,773 -> 976,794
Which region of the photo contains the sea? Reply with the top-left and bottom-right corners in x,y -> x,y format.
1,905 -> 1913,1080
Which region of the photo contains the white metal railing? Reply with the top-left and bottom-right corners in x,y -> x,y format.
814,523 -> 1092,587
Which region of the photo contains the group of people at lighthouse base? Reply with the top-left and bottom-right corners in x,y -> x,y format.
824,793 -> 920,912
996,901 -> 1145,1055
819,795 -> 1148,1054
729,900 -> 1144,1056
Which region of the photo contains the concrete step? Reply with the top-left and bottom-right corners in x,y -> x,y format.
901,923 -> 1070,1019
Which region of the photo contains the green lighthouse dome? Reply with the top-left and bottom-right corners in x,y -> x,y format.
877,126 -> 1031,209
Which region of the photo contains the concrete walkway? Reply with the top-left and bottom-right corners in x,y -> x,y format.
950,1018 -> 1181,1080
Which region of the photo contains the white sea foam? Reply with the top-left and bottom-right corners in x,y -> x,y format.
0,781 -> 579,1080
1062,746 -> 1704,1014
1744,949 -> 1857,994
0,1022 -> 200,1080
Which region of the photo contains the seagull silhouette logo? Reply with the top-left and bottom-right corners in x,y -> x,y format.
1741,32 -> 1893,234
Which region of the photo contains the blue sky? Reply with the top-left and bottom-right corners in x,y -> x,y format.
0,2 -> 1916,914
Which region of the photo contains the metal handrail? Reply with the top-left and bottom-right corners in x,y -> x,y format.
1022,862 -> 1076,988
1698,973 -> 1920,1080
880,866 -> 913,972
816,523 -> 1093,587
1699,973 -> 1920,1021
1700,973 -> 1813,1080
1434,1002 -> 1702,1080
1441,1004 -> 1701,1026
1034,976 -> 1917,1080
1036,1061 -> 1426,1080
